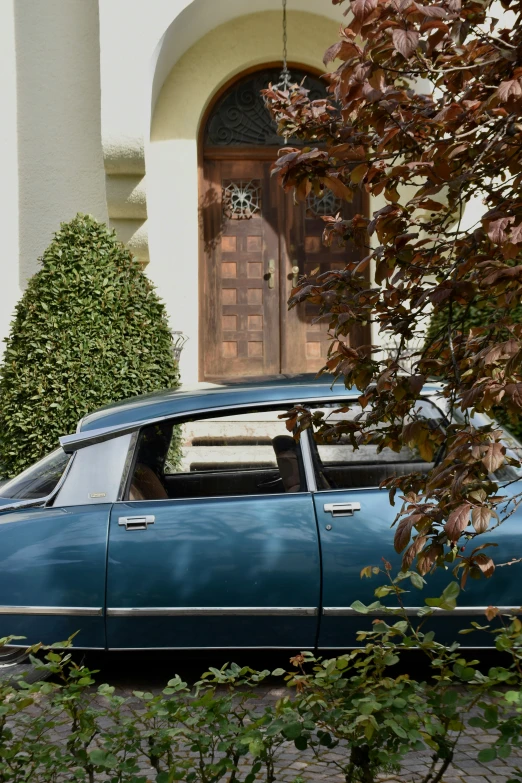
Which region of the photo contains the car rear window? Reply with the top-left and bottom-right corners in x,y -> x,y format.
0,448 -> 71,500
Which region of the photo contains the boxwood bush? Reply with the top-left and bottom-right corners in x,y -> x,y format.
0,214 -> 179,478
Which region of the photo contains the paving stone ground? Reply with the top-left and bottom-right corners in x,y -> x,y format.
79,652 -> 522,783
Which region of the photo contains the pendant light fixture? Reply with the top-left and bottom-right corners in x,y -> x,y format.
272,0 -> 292,93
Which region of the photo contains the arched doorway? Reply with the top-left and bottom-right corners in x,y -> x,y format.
199,66 -> 368,381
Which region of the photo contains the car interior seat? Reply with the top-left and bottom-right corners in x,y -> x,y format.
129,463 -> 169,501
271,435 -> 305,493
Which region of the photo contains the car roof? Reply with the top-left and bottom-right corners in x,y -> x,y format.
78,374 -> 443,434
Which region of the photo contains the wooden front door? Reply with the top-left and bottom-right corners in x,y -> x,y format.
201,153 -> 368,381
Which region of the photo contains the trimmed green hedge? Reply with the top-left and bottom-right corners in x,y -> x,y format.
0,214 -> 179,478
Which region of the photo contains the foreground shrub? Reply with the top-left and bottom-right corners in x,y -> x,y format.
2,575 -> 522,783
0,215 -> 179,477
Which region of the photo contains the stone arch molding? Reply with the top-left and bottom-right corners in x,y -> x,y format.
145,9 -> 338,381
100,0 -> 344,269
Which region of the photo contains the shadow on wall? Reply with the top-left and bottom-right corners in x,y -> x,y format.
14,0 -> 108,287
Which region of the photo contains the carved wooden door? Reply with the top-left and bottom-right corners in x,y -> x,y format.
280,188 -> 369,375
201,155 -> 369,381
200,67 -> 370,382
201,157 -> 281,380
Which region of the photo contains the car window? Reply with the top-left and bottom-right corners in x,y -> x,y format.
0,448 -> 71,500
127,409 -> 307,501
309,399 -> 444,490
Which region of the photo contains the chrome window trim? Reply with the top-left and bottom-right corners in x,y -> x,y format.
60,396 -> 366,453
323,606 -> 522,617
0,605 -> 103,616
300,430 -> 317,492
107,606 -> 318,617
117,430 -> 140,502
114,491 -> 313,506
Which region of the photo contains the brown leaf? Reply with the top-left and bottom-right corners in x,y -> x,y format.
474,554 -> 495,578
392,28 -> 420,58
394,513 -> 422,553
482,441 -> 505,473
350,164 -> 368,184
497,79 -> 522,103
417,542 -> 443,575
352,0 -> 378,20
485,606 -> 500,621
510,224 -> 522,244
444,503 -> 471,542
402,535 -> 427,571
322,176 -> 353,201
323,40 -> 360,65
471,506 -> 491,534
487,216 -> 514,244
414,3 -> 447,17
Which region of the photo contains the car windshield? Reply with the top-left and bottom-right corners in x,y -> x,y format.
0,448 -> 71,500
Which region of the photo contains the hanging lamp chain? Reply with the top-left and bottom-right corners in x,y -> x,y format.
278,0 -> 291,90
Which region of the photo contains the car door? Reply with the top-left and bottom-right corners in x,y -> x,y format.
0,503 -> 109,649
310,398 -> 522,649
0,434 -> 135,650
106,408 -> 321,650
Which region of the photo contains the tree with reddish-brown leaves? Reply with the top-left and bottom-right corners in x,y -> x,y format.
264,0 -> 522,583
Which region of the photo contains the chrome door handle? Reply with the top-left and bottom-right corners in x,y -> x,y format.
291,264 -> 299,287
324,503 -> 361,517
119,515 -> 155,531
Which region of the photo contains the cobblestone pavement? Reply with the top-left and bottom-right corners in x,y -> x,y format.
84,652 -> 522,783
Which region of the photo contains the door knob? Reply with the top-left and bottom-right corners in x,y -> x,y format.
266,259 -> 275,289
291,265 -> 300,287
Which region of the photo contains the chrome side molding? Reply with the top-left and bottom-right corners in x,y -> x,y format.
107,606 -> 318,617
323,606 -> 522,617
0,606 -> 103,616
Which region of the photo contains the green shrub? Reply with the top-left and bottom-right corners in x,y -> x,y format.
2,574 -> 522,783
0,214 -> 179,477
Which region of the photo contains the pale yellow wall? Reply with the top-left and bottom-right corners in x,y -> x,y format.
149,10 -> 338,382
0,0 -> 21,356
14,0 -> 108,284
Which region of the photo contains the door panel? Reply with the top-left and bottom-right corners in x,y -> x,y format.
0,505 -> 109,648
314,490 -> 522,648
107,494 -> 320,649
281,189 -> 371,375
202,158 -> 280,380
201,154 -> 370,382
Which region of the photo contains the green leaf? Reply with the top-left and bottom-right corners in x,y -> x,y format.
477,747 -> 497,763
410,572 -> 425,590
351,600 -> 369,614
283,722 -> 303,740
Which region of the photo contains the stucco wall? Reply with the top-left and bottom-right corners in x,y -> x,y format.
149,9 -> 338,382
0,0 -> 21,355
14,0 -> 108,285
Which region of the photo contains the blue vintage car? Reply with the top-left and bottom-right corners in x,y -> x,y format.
0,375 -> 521,674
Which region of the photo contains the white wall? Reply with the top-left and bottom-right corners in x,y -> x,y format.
0,0 -> 21,354
14,0 -> 108,285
